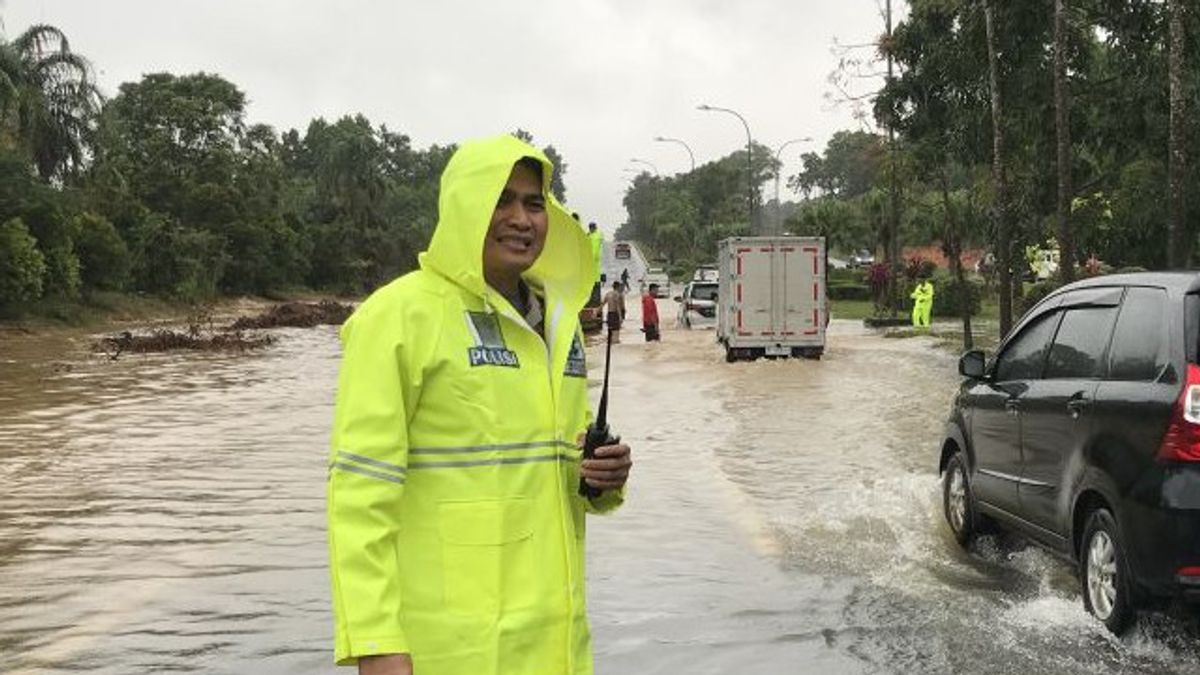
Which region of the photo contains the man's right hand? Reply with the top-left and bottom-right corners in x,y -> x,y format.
359,654 -> 413,675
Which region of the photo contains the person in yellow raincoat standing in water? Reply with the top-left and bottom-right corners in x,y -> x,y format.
587,221 -> 604,282
910,274 -> 935,329
327,134 -> 633,675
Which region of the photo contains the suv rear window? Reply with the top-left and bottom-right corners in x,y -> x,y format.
1045,306 -> 1119,379
690,283 -> 719,302
1108,287 -> 1169,381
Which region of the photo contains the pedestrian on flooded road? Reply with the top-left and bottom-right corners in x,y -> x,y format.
642,283 -> 661,342
602,281 -> 625,343
327,135 -> 633,675
910,275 -> 934,329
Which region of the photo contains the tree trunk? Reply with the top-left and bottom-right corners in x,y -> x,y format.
940,170 -> 973,351
1055,0 -> 1076,282
1168,0 -> 1187,268
985,0 -> 1013,337
886,0 -> 903,318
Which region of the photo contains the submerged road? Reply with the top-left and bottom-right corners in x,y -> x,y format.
1,302 -> 1198,674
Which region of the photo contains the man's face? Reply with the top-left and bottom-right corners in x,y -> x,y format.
483,162 -> 548,279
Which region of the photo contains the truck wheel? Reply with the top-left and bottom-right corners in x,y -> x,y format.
1080,509 -> 1135,634
725,348 -> 737,363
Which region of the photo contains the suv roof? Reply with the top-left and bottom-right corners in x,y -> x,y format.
1054,271 -> 1200,295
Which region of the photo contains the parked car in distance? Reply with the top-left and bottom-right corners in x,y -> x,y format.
613,242 -> 632,261
643,267 -> 670,297
939,272 -> 1200,633
676,280 -> 719,329
848,249 -> 875,268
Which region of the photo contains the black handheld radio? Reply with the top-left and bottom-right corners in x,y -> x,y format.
579,326 -> 619,498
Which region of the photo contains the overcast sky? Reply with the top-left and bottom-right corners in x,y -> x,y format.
3,0 -> 899,234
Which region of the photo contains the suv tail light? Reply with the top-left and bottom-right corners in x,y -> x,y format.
1158,364 -> 1200,462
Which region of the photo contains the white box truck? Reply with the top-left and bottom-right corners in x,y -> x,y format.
717,236 -> 827,361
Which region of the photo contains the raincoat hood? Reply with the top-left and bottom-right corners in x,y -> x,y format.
420,134 -> 595,314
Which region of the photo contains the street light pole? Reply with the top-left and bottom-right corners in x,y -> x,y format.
773,137 -> 813,235
629,158 -> 660,179
653,136 -> 696,173
698,104 -> 755,232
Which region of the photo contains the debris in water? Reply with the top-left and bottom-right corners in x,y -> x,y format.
95,329 -> 274,360
227,301 -> 354,330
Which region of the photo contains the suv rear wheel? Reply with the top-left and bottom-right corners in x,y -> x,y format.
942,451 -> 978,547
1080,508 -> 1135,634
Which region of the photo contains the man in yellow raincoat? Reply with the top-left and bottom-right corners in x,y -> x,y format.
910,276 -> 934,329
587,222 -> 603,281
328,134 -> 632,675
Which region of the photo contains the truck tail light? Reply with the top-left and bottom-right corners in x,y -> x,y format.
1158,364 -> 1200,462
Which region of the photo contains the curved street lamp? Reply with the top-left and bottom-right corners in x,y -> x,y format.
629,157 -> 660,178
773,137 -> 813,235
653,136 -> 696,173
698,103 -> 754,230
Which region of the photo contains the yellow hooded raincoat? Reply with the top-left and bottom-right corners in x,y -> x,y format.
327,135 -> 623,674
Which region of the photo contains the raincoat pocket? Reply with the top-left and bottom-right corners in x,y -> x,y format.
438,498 -> 535,616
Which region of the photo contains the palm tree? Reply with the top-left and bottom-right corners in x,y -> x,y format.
0,24 -> 101,182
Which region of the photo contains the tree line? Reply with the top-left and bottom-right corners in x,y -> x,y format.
0,23 -> 570,314
618,0 -> 1197,339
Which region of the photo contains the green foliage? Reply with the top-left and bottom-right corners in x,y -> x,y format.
0,218 -> 47,305
786,196 -> 875,253
74,212 -> 131,291
828,282 -> 872,301
617,143 -> 770,263
0,24 -> 102,181
789,131 -> 886,199
128,214 -> 227,301
828,267 -> 865,284
929,269 -> 982,318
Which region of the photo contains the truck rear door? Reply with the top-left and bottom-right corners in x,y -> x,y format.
733,245 -> 774,338
779,243 -> 823,339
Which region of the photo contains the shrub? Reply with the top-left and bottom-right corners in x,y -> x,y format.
828,267 -> 865,284
828,283 -> 872,301
75,212 -> 132,291
0,218 -> 48,305
929,269 -> 982,318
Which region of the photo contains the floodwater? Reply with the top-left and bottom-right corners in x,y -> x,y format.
2,301 -> 1199,674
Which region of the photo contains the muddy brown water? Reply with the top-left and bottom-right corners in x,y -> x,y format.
2,304 -> 1198,674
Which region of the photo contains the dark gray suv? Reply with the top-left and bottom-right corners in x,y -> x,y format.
940,273 -> 1200,632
